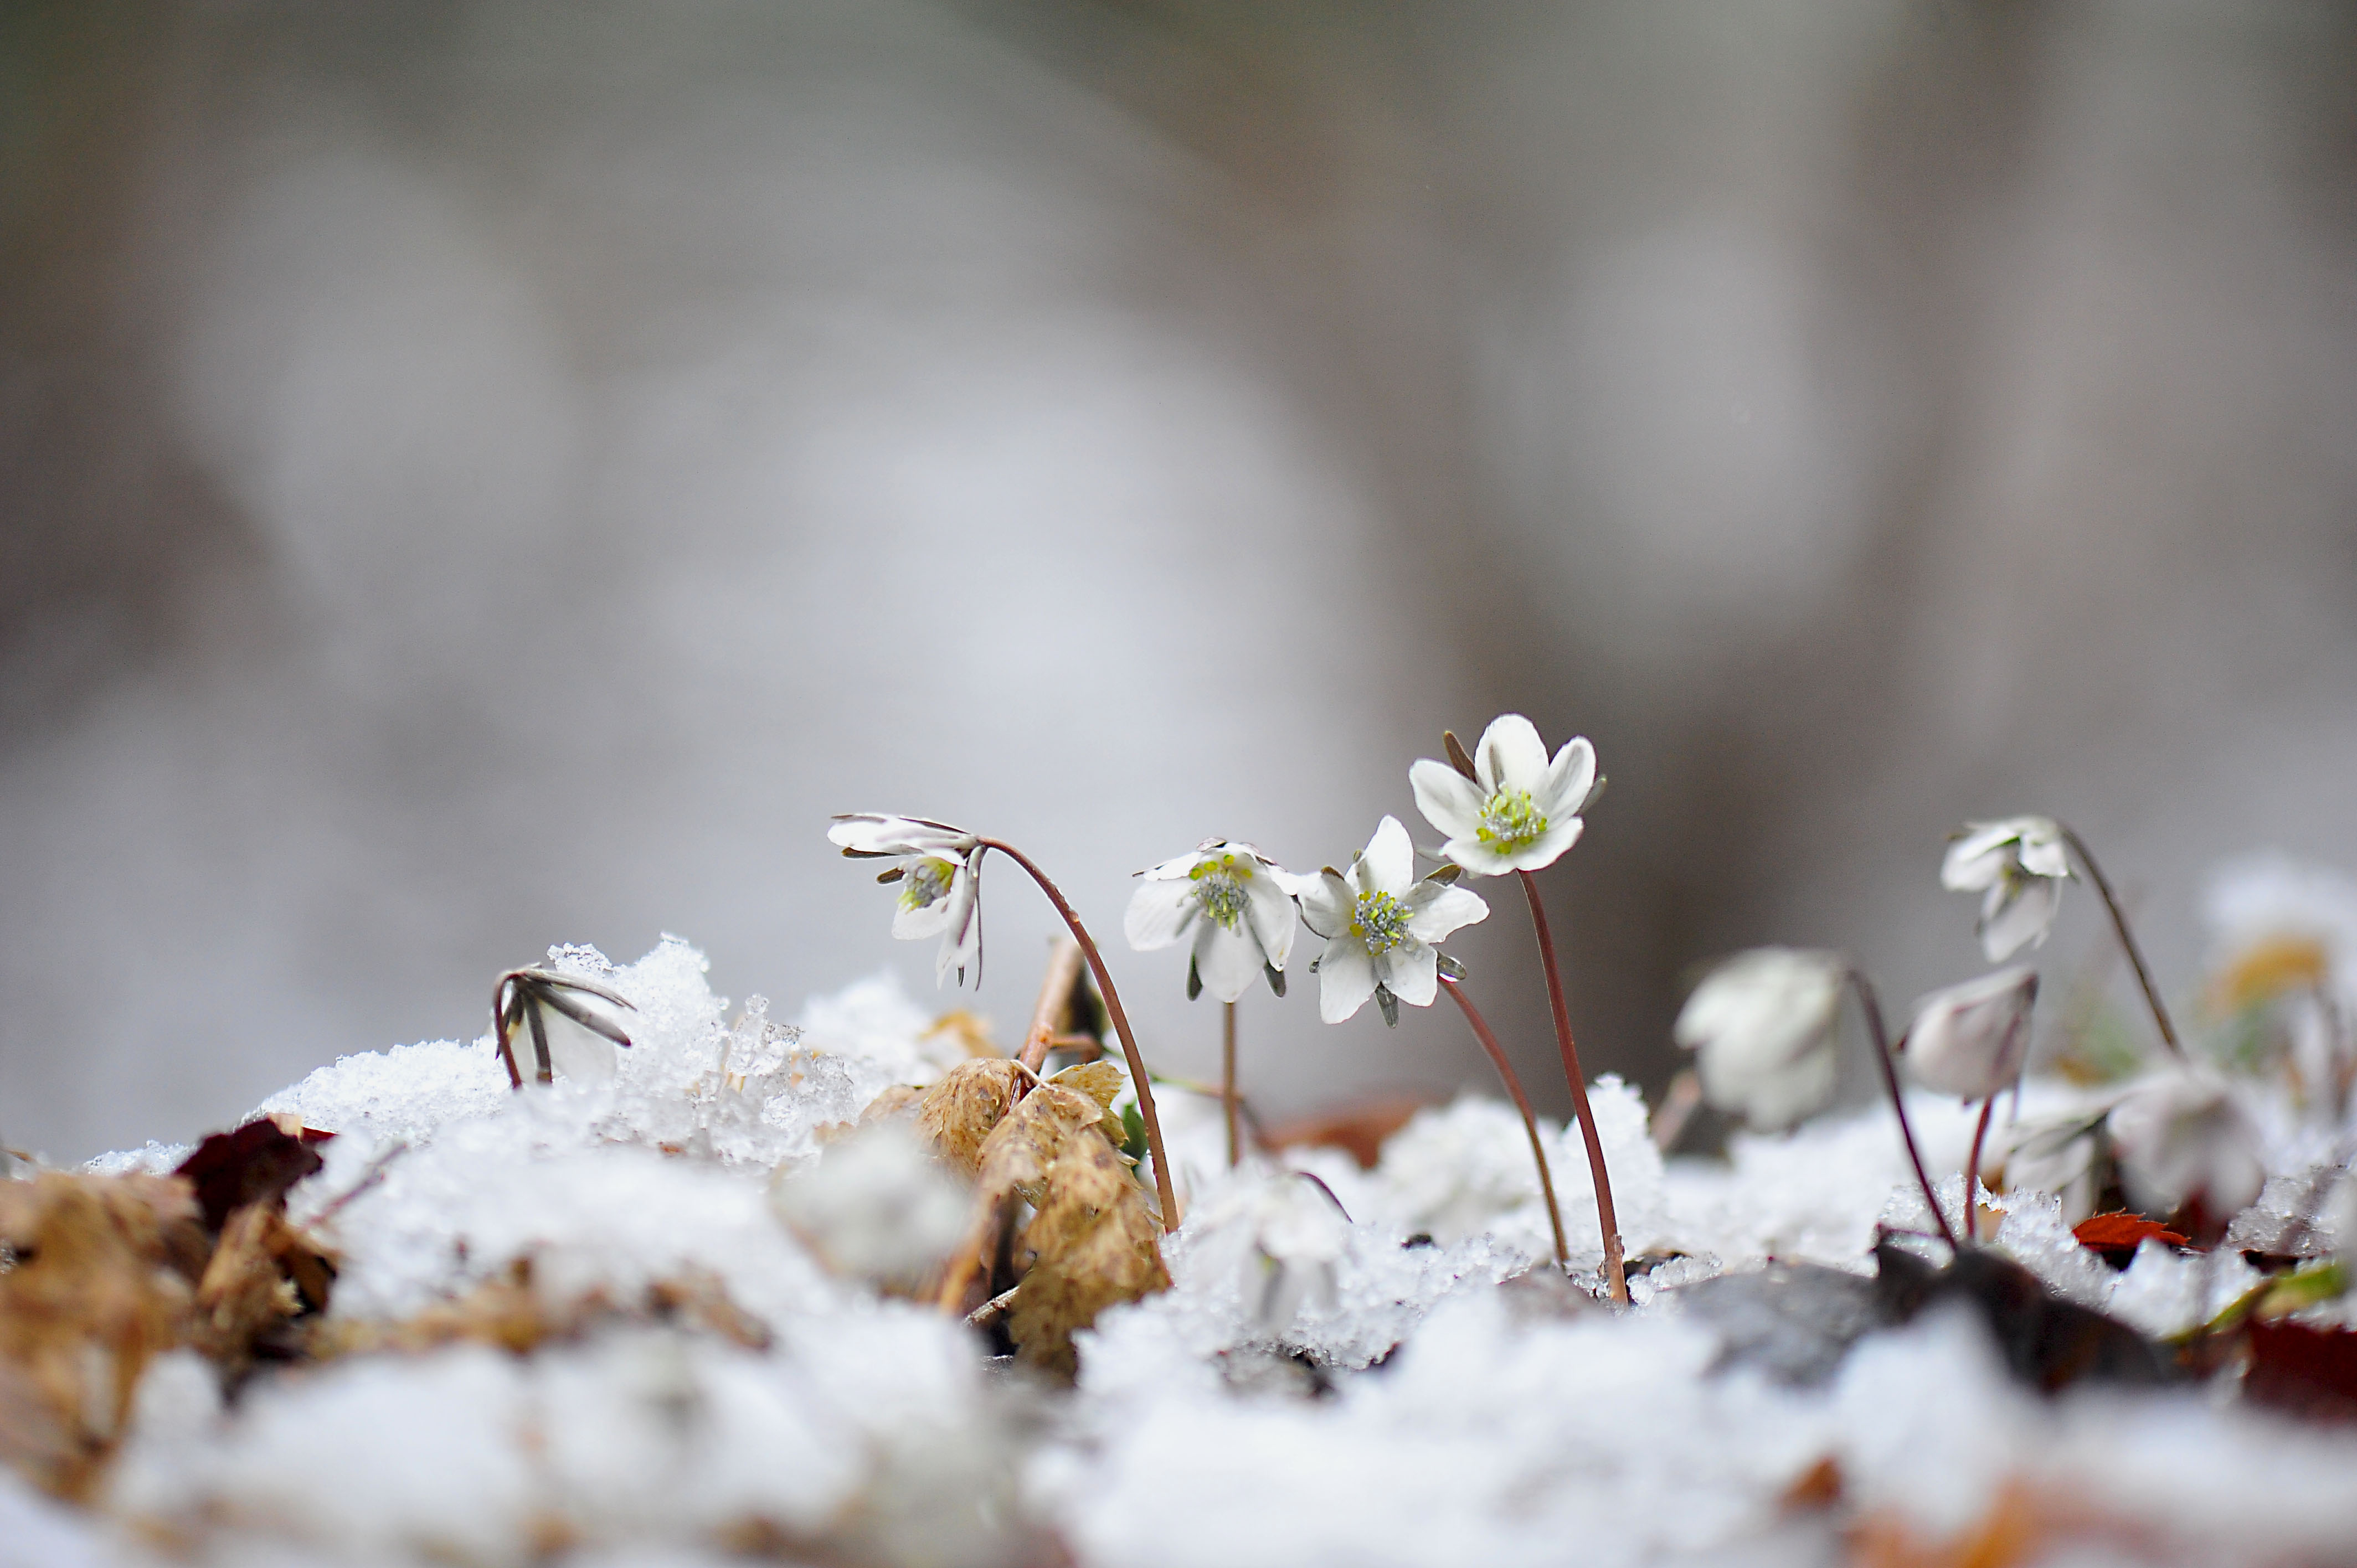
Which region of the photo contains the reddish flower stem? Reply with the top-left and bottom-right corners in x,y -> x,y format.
1515,869 -> 1629,1304
1444,977 -> 1569,1269
1849,968 -> 1959,1251
977,839 -> 1182,1230
1964,1097 -> 1996,1244
2058,824 -> 2184,1060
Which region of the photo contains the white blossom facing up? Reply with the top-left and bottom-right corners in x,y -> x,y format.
1183,1170 -> 1353,1335
1409,714 -> 1597,876
2108,1069 -> 2268,1216
1296,816 -> 1489,1025
827,813 -> 984,986
1124,839 -> 1301,1003
1674,947 -> 1847,1131
1902,966 -> 2039,1101
1942,816 -> 2072,963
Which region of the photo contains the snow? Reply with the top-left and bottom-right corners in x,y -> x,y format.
23,936 -> 2357,1566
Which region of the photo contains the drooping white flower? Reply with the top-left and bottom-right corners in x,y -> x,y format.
828,813 -> 984,986
1942,817 -> 2072,963
1902,966 -> 2039,1100
1183,1170 -> 1353,1334
1409,714 -> 1597,876
1673,947 -> 1846,1131
1124,839 -> 1301,1003
492,966 -> 636,1087
1296,816 -> 1488,1025
2108,1069 -> 2267,1216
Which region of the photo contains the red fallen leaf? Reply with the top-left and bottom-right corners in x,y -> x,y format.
173,1116 -> 333,1233
1261,1093 -> 1437,1170
2245,1321 -> 2357,1422
2072,1211 -> 2188,1268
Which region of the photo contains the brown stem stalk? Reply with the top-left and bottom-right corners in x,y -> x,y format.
977,839 -> 1183,1230
1222,1000 -> 1239,1169
1963,1097 -> 1996,1244
1444,978 -> 1569,1268
1018,936 -> 1088,1073
1515,869 -> 1628,1304
1849,968 -> 1959,1251
2058,825 -> 2184,1060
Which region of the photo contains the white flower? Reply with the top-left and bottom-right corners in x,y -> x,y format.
1183,1170 -> 1353,1334
2202,852 -> 2357,1012
1296,816 -> 1489,1025
1124,839 -> 1301,1003
493,966 -> 636,1086
828,813 -> 984,986
1902,966 -> 2039,1100
1673,947 -> 1846,1131
2108,1069 -> 2267,1215
1942,816 -> 2071,963
1409,714 -> 1597,876
770,1122 -> 973,1286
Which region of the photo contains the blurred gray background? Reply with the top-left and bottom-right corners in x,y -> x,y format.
4,1 -> 2355,1161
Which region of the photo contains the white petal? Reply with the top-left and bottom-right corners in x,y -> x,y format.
1243,872 -> 1299,969
1405,883 -> 1489,943
935,891 -> 981,986
539,1005 -> 620,1085
1538,736 -> 1597,819
1979,876 -> 2062,963
1316,938 -> 1377,1023
1361,816 -> 1414,896
1377,941 -> 1439,1008
1298,870 -> 1354,938
890,857 -> 959,940
1498,814 -> 1584,875
1905,966 -> 2037,1099
1409,760 -> 1486,843
1438,834 -> 1519,877
1136,847 -> 1209,881
1124,879 -> 1197,952
830,814 -> 975,857
1195,922 -> 1262,1004
1474,714 -> 1548,794
2016,820 -> 2071,880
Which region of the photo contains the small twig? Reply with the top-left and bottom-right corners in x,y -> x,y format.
1650,1069 -> 1704,1154
965,1284 -> 1020,1328
2060,825 -> 2184,1060
1018,936 -> 1088,1074
1850,968 -> 1959,1252
312,1142 -> 410,1225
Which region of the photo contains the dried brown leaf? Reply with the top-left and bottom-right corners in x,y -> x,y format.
973,1084 -> 1103,1206
173,1116 -> 331,1233
915,1059 -> 1029,1178
858,1084 -> 925,1128
1048,1061 -> 1130,1146
187,1205 -> 337,1375
1002,1134 -> 1169,1378
0,1173 -> 202,1500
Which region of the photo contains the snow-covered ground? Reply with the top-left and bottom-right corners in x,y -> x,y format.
10,937 -> 2357,1568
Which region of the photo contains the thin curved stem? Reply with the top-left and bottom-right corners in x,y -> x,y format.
1849,968 -> 1958,1251
2060,825 -> 2184,1060
1515,869 -> 1628,1304
1444,978 -> 1569,1269
1963,1097 -> 1996,1244
977,839 -> 1182,1230
1222,1000 -> 1239,1169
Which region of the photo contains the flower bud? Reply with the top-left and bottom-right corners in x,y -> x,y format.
1674,948 -> 1846,1131
1902,966 -> 2037,1100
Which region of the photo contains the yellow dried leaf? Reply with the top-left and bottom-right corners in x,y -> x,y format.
857,1084 -> 925,1127
915,1059 -> 1030,1178
973,1084 -> 1103,1206
1048,1061 -> 1130,1145
187,1205 -> 336,1375
1003,1134 -> 1169,1378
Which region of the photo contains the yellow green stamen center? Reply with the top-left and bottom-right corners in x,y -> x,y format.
1189,854 -> 1252,932
1476,789 -> 1548,852
1351,889 -> 1413,955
